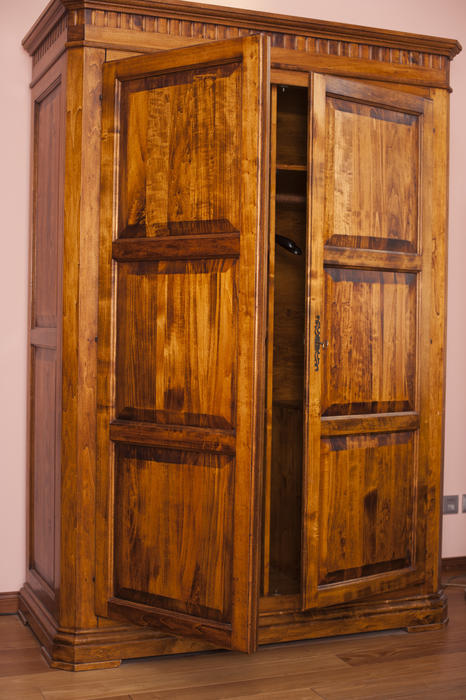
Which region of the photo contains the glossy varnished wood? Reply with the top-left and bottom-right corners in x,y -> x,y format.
96,34 -> 270,652
26,52 -> 67,622
302,72 -> 436,611
3,585 -> 466,698
59,45 -> 106,632
22,0 -> 457,670
23,0 -> 461,92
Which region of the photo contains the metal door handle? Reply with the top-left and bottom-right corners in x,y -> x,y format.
314,315 -> 328,371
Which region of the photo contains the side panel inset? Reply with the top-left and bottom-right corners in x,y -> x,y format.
33,84 -> 62,328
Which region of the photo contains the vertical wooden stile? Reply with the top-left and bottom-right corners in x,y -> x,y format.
262,84 -> 277,598
301,73 -> 326,610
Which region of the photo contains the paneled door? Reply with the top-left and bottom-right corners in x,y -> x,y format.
303,74 -> 434,609
96,35 -> 270,652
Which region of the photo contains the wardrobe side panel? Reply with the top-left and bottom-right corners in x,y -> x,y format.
27,56 -> 66,616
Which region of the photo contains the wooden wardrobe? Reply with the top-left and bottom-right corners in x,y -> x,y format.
21,0 -> 461,670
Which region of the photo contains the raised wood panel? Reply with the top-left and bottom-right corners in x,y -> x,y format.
30,347 -> 57,590
302,74 -> 433,612
114,445 -> 234,621
115,258 -> 237,429
318,431 -> 415,586
322,268 -> 417,416
33,80 -> 62,328
324,97 -> 419,252
27,59 -> 66,618
119,62 -> 241,238
97,35 -> 269,652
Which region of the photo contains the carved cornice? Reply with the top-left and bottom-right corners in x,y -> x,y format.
23,0 -> 461,74
23,0 -> 67,55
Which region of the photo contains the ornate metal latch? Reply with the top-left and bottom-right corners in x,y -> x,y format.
314,315 -> 328,371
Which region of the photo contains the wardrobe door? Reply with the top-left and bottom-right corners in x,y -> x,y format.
97,35 -> 270,652
303,74 -> 435,609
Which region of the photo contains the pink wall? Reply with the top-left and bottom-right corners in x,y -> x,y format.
0,0 -> 464,591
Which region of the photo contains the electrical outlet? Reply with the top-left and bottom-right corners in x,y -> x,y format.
444,495 -> 459,514
462,495 -> 466,513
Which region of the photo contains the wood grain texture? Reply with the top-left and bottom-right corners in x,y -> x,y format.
302,73 -> 436,611
22,0 -> 454,669
97,34 -> 270,652
30,347 -> 57,590
318,432 -> 415,585
325,97 -> 419,253
114,445 -> 234,620
322,268 -> 417,417
0,592 -> 19,614
23,0 -> 461,99
109,420 -> 235,454
115,259 -> 237,429
59,46 -> 106,632
32,81 -> 61,329
417,87 -> 446,598
27,55 -> 66,621
321,411 -> 420,436
270,47 -> 450,90
4,587 -> 463,695
112,234 -> 240,260
261,84 -> 277,598
19,582 -> 214,671
118,62 -> 242,237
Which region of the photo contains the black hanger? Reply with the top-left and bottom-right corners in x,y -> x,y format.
276,235 -> 302,255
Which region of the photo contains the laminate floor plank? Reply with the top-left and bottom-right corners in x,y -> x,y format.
0,614 -> 42,650
86,673 -> 330,699
37,653 -> 347,699
0,587 -> 464,700
309,650 -> 466,699
0,647 -> 51,678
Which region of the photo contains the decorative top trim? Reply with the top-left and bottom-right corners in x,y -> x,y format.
23,0 -> 67,54
23,0 -> 461,59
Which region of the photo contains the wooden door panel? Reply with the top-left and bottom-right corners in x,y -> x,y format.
319,432 -> 414,586
322,268 -> 416,416
119,63 -> 241,238
303,74 -> 433,610
115,259 -> 237,429
27,65 -> 65,617
31,347 -> 58,589
325,97 -> 419,253
33,84 -> 61,328
97,36 -> 269,652
114,445 -> 233,621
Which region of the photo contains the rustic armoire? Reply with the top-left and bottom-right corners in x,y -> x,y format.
21,0 -> 461,670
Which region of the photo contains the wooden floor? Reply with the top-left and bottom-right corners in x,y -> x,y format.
1,579 -> 466,699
